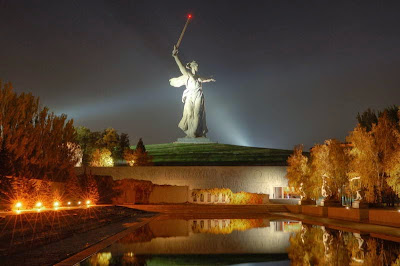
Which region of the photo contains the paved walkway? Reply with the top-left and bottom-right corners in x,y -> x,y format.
275,212 -> 400,242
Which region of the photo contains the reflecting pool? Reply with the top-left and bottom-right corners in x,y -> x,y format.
80,216 -> 400,265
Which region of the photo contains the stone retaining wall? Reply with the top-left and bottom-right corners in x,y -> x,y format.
287,205 -> 400,227
76,166 -> 288,196
369,209 -> 400,227
328,207 -> 368,222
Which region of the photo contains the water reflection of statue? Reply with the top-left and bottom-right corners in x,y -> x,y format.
169,46 -> 215,138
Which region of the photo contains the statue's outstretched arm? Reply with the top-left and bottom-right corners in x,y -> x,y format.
172,46 -> 187,76
199,77 -> 216,83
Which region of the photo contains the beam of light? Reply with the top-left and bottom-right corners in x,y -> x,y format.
53,90 -> 156,120
210,105 -> 252,147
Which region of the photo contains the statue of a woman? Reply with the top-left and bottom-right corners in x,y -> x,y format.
169,46 -> 215,138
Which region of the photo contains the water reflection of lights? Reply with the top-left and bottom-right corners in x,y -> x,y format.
89,252 -> 112,265
191,219 -> 268,234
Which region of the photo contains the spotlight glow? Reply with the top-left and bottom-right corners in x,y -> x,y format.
35,202 -> 43,208
78,201 -> 81,205
53,201 -> 60,207
86,200 -> 91,205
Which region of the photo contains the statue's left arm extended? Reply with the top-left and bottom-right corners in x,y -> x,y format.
199,77 -> 216,83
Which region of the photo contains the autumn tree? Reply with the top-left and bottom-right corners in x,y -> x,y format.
0,81 -> 77,183
347,111 -> 399,204
386,109 -> 400,198
124,138 -> 153,166
115,133 -> 130,162
97,128 -> 119,156
35,177 -> 52,205
124,148 -> 136,166
76,127 -> 130,166
83,174 -> 99,203
90,148 -> 114,167
65,174 -> 83,202
75,126 -> 97,166
310,139 -> 349,202
286,145 -> 316,200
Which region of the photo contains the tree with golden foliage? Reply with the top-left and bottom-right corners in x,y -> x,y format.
386,109 -> 400,199
0,81 -> 77,183
310,139 -> 349,201
124,138 -> 153,166
65,174 -> 83,202
90,148 -> 114,167
286,145 -> 316,200
84,174 -> 99,203
347,111 -> 399,204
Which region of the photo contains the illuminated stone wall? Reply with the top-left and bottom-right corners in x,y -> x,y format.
149,186 -> 188,204
75,166 -> 288,196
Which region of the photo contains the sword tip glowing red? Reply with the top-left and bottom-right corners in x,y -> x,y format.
176,13 -> 193,49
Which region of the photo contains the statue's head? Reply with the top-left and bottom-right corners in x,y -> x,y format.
186,61 -> 198,73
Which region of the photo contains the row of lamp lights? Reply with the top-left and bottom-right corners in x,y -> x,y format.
14,200 -> 92,214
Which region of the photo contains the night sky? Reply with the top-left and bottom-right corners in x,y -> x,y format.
1,1 -> 400,149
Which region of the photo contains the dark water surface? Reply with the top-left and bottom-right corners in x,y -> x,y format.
80,215 -> 400,265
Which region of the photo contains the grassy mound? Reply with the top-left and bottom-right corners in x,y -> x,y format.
132,143 -> 293,166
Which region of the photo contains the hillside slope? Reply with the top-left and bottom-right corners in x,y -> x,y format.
131,143 -> 293,166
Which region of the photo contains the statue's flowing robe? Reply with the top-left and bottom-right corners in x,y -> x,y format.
169,74 -> 208,138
